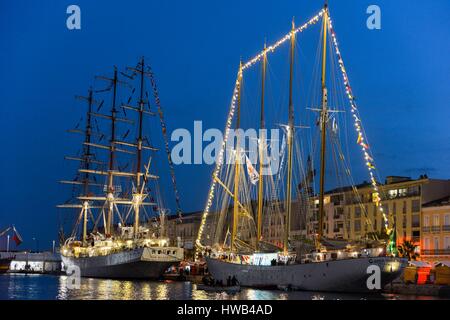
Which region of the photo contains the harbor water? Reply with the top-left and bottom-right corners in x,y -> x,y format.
0,274 -> 442,300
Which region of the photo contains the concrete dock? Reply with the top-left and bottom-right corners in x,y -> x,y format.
0,251 -> 62,274
384,282 -> 450,298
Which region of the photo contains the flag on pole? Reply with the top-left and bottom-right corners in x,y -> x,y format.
12,226 -> 23,246
245,155 -> 259,185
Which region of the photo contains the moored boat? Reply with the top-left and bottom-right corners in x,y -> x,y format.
61,244 -> 182,279
206,254 -> 406,293
195,3 -> 406,293
59,58 -> 183,279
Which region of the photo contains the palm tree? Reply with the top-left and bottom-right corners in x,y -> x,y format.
397,240 -> 419,261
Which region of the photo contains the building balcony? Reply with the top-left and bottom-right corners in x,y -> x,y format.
421,249 -> 450,256
443,225 -> 450,232
422,226 -> 441,232
422,226 -> 442,233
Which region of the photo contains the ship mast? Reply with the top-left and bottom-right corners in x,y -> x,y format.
60,62 -> 167,244
284,20 -> 296,254
133,57 -> 146,238
317,4 -> 329,249
124,58 -> 163,238
58,88 -> 101,245
256,43 -> 267,249
231,61 -> 243,252
81,88 -> 94,245
80,89 -> 94,196
106,67 -> 119,236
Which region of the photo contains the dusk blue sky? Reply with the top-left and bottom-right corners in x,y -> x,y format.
1,0 -> 449,250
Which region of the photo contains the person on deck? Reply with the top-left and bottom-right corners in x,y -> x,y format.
231,275 -> 239,286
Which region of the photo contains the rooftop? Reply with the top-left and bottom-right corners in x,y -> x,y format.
423,195 -> 450,208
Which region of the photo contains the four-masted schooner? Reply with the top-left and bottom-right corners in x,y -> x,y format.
58,58 -> 183,279
197,4 -> 406,293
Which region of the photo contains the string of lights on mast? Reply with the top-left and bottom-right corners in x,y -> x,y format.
196,6 -> 392,251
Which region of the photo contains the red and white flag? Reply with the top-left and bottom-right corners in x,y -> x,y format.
12,226 -> 23,246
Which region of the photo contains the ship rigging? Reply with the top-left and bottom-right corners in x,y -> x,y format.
58,58 -> 184,279
195,3 -> 406,292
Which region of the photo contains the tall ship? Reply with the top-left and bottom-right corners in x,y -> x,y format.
58,58 -> 183,279
196,4 -> 406,293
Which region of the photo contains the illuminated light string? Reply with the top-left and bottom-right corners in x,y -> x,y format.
242,9 -> 325,71
196,76 -> 241,249
328,18 -> 391,233
196,10 -> 324,250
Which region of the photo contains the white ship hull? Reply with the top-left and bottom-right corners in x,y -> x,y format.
62,247 -> 181,279
206,256 -> 406,293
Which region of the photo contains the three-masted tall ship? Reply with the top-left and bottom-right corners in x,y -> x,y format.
196,4 -> 406,293
58,58 -> 183,279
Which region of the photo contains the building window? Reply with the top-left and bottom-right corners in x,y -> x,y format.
412,215 -> 420,228
408,186 -> 419,196
403,201 -> 407,214
393,202 -> 396,215
388,189 -> 398,199
411,200 -> 420,213
434,237 -> 440,250
433,214 -> 440,226
355,206 -> 361,218
354,220 -> 361,232
424,237 -> 430,250
398,188 -> 408,197
445,237 -> 450,249
444,214 -> 450,226
424,215 -> 430,227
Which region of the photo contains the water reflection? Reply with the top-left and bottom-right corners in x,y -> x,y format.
0,274 -> 443,300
